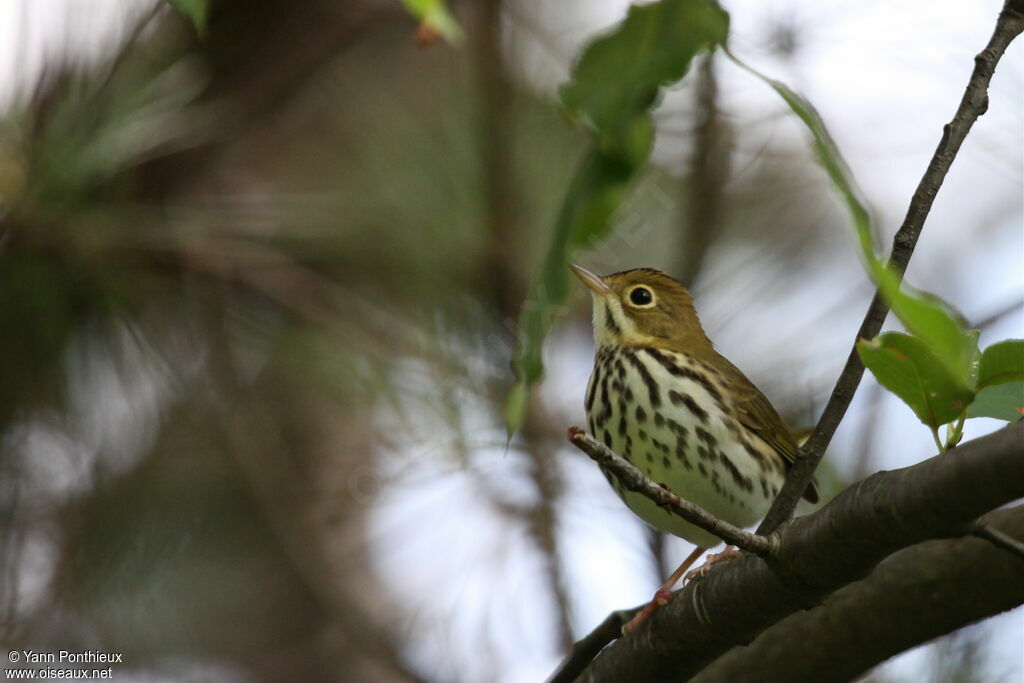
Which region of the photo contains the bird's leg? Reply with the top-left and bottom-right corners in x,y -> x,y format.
652,546 -> 707,605
685,545 -> 741,581
622,546 -> 705,633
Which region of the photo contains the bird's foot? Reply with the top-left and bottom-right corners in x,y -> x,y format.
685,546 -> 741,581
653,586 -> 673,606
622,546 -> 707,634
621,581 -> 695,633
621,591 -> 670,634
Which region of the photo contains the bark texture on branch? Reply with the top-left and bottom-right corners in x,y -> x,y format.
693,505 -> 1024,683
575,421 -> 1024,682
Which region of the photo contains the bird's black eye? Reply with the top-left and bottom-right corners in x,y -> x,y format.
629,286 -> 654,306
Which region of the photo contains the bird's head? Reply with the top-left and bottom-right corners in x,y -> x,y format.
571,265 -> 711,352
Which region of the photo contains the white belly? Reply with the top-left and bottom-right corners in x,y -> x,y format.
585,346 -> 784,548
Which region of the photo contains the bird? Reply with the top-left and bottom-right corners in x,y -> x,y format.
571,264 -> 818,631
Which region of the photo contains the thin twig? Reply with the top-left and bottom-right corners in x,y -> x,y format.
758,0 -> 1024,535
971,521 -> 1024,560
567,428 -> 774,557
972,298 -> 1023,330
547,608 -> 641,683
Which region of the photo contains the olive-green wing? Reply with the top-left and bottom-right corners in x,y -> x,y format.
715,356 -> 820,504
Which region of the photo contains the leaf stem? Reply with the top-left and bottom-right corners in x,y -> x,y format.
945,412 -> 967,449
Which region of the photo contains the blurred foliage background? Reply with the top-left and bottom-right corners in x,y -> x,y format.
0,1 -> 1020,681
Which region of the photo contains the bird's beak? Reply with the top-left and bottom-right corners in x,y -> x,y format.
571,264 -> 614,298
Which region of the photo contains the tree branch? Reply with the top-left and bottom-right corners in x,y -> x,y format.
758,0 -> 1024,535
692,506 -> 1024,683
568,420 -> 1024,682
548,608 -> 641,683
567,428 -> 773,556
971,520 -> 1024,560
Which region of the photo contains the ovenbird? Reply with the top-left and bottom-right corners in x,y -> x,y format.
572,265 -> 817,628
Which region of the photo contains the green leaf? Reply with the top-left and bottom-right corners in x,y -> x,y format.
504,0 -> 728,433
728,49 -> 979,386
166,0 -> 209,36
399,0 -> 464,45
562,0 -> 728,162
873,268 -> 979,386
506,151 -> 632,435
967,382 -> 1024,422
503,381 -> 530,438
857,332 -> 974,429
976,339 -> 1024,389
